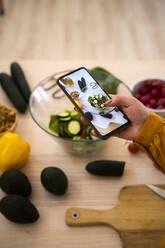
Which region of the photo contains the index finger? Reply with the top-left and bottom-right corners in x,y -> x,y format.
106,95 -> 134,108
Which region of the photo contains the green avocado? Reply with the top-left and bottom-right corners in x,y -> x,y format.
41,167 -> 68,195
0,195 -> 39,223
0,170 -> 32,197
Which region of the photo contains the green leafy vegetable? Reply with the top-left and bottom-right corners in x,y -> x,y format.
89,67 -> 121,94
49,115 -> 59,135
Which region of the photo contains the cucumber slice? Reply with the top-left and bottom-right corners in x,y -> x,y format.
59,123 -> 69,138
68,120 -> 81,135
73,135 -> 82,140
58,112 -> 69,118
86,126 -> 92,136
90,134 -> 99,140
73,135 -> 90,141
64,108 -> 71,114
63,123 -> 72,138
58,124 -> 64,137
70,110 -> 81,120
59,117 -> 71,121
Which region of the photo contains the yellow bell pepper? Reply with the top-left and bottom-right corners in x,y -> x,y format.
0,132 -> 30,172
75,100 -> 83,109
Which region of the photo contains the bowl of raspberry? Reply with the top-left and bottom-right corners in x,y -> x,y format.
131,78 -> 165,117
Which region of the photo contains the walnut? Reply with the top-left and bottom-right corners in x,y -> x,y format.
70,91 -> 79,100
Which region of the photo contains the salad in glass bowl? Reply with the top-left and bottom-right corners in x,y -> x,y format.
29,67 -> 132,156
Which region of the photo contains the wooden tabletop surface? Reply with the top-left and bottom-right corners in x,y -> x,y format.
0,61 -> 165,248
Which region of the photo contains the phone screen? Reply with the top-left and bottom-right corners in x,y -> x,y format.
58,67 -> 129,138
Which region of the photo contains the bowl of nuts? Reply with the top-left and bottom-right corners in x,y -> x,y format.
0,105 -> 17,136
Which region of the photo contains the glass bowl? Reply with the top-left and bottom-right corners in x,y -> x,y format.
29,70 -> 132,156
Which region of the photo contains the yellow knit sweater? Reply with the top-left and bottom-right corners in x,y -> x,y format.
135,112 -> 165,248
135,112 -> 165,174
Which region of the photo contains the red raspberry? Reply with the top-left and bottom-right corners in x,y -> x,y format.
140,86 -> 149,95
149,99 -> 157,108
146,80 -> 154,88
156,80 -> 163,89
161,88 -> 165,97
141,95 -> 150,105
146,104 -> 152,108
145,94 -> 152,102
157,98 -> 165,106
157,105 -> 164,109
151,89 -> 159,98
135,94 -> 142,100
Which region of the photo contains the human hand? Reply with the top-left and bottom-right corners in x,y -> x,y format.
105,94 -> 150,140
76,95 -> 150,140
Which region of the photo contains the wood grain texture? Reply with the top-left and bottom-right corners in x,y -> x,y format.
0,61 -> 165,248
1,0 -> 165,60
66,185 -> 165,248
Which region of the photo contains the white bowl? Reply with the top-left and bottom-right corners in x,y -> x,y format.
131,78 -> 165,117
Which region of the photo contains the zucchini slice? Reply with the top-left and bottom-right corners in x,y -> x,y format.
68,120 -> 80,135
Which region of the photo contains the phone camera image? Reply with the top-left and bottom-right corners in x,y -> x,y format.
59,68 -> 128,137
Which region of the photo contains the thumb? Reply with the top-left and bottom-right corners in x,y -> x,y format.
106,95 -> 132,107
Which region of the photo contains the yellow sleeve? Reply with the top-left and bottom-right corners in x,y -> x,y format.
158,236 -> 165,248
134,112 -> 165,174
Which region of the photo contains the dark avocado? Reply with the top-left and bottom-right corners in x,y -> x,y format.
86,160 -> 125,177
41,167 -> 68,195
0,195 -> 39,223
84,112 -> 93,121
78,78 -> 87,92
0,170 -> 32,197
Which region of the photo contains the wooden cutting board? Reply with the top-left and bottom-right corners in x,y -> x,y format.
66,185 -> 165,248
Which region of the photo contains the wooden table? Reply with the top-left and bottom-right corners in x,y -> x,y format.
0,61 -> 165,248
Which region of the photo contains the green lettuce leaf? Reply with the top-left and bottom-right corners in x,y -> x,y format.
49,115 -> 59,135
89,67 -> 121,94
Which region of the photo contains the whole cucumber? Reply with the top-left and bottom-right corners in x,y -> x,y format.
86,160 -> 125,177
0,73 -> 27,113
11,62 -> 31,103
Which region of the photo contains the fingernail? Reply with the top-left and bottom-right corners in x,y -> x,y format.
105,99 -> 112,106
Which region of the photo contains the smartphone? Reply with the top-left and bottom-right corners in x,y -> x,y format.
57,67 -> 130,140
